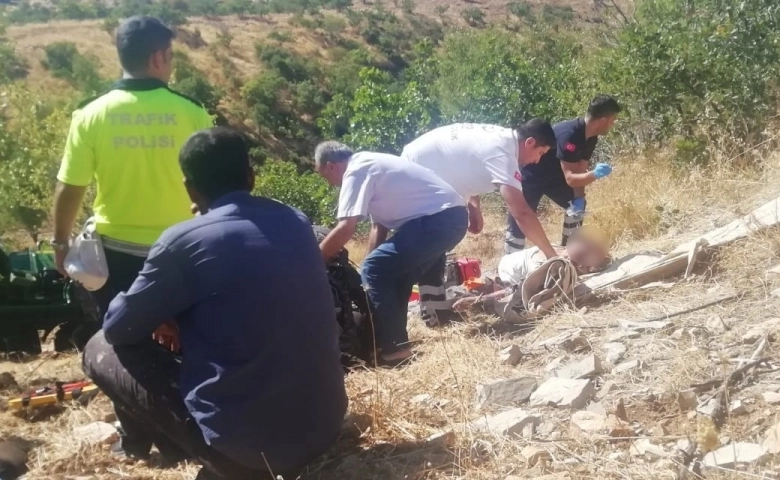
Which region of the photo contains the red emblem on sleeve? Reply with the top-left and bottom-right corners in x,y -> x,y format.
565,142 -> 577,152
514,171 -> 522,182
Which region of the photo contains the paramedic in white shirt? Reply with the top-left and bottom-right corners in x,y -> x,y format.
400,118 -> 557,325
314,141 -> 468,366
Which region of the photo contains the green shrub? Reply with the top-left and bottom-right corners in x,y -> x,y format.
253,160 -> 336,226
462,7 -> 486,27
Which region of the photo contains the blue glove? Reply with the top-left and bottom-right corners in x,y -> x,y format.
593,163 -> 613,179
567,197 -> 586,218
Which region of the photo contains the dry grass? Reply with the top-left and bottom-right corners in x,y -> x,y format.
2,144 -> 780,479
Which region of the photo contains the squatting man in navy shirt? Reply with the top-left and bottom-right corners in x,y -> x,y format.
315,141 -> 468,366
505,95 -> 622,253
82,127 -> 348,480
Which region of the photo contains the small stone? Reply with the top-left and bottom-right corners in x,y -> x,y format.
630,439 -> 668,460
596,381 -> 619,400
604,342 -> 626,364
697,397 -> 719,417
772,288 -> 780,298
764,392 -> 780,405
730,399 -> 748,416
530,378 -> 595,409
342,412 -> 373,434
521,445 -> 552,468
570,410 -> 607,438
677,439 -> 692,452
587,401 -> 607,416
412,394 -> 434,405
426,431 -> 456,447
0,372 -> 18,392
545,355 -> 566,372
499,345 -> 523,366
608,451 -> 628,462
552,354 -> 603,380
721,435 -> 731,446
475,377 -> 538,410
764,421 -> 780,454
702,442 -> 770,469
608,330 -> 641,342
614,359 -> 646,373
469,408 -> 541,437
615,398 -> 628,421
651,423 -> 667,437
73,422 -> 118,445
768,265 -> 780,275
537,329 -> 589,352
677,391 -> 699,412
742,318 -> 780,344
618,320 -> 674,332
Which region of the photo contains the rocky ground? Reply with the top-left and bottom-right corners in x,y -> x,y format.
1,156 -> 780,479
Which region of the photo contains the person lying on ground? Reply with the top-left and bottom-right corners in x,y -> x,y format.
82,127 -> 348,480
398,119 -> 557,326
315,141 -> 468,366
452,228 -> 611,314
505,95 -> 621,254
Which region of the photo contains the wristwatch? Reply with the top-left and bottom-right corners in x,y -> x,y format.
50,239 -> 70,252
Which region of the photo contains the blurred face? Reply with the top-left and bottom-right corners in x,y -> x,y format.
593,114 -> 618,136
566,237 -> 609,272
316,161 -> 347,187
149,44 -> 174,82
517,137 -> 551,166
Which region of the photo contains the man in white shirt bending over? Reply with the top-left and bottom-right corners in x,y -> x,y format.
315,141 -> 468,366
400,118 -> 557,326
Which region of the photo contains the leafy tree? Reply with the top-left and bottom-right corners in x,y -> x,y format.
170,52 -> 223,114
253,160 -> 337,226
41,42 -> 107,94
0,42 -> 29,84
613,0 -> 780,145
320,67 -> 439,153
0,87 -> 71,242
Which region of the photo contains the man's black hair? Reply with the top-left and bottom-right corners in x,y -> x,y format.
587,95 -> 622,119
516,118 -> 556,148
116,15 -> 175,75
180,127 -> 252,200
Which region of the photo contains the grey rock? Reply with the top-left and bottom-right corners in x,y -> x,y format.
73,422 -> 118,445
499,344 -> 523,366
608,330 -> 641,342
475,377 -> 538,410
604,342 -> 626,364
614,359 -> 647,374
764,392 -> 780,405
469,408 -> 541,437
530,378 -> 595,409
763,420 -> 780,454
742,318 -> 780,344
618,319 -> 673,332
552,354 -> 603,380
702,442 -> 770,469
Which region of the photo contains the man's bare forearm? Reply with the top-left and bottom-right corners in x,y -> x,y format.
320,219 -> 357,261
52,181 -> 87,242
367,223 -> 388,253
500,185 -> 556,259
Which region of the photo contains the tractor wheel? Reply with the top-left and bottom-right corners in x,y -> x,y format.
54,321 -> 99,352
0,325 -> 42,355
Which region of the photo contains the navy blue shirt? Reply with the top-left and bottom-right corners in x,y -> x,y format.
521,117 -> 599,188
103,191 -> 348,472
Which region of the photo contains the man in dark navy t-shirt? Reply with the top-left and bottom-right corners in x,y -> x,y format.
505,95 -> 621,253
83,127 -> 348,480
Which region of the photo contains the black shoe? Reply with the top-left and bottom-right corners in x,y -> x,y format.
110,439 -> 151,461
